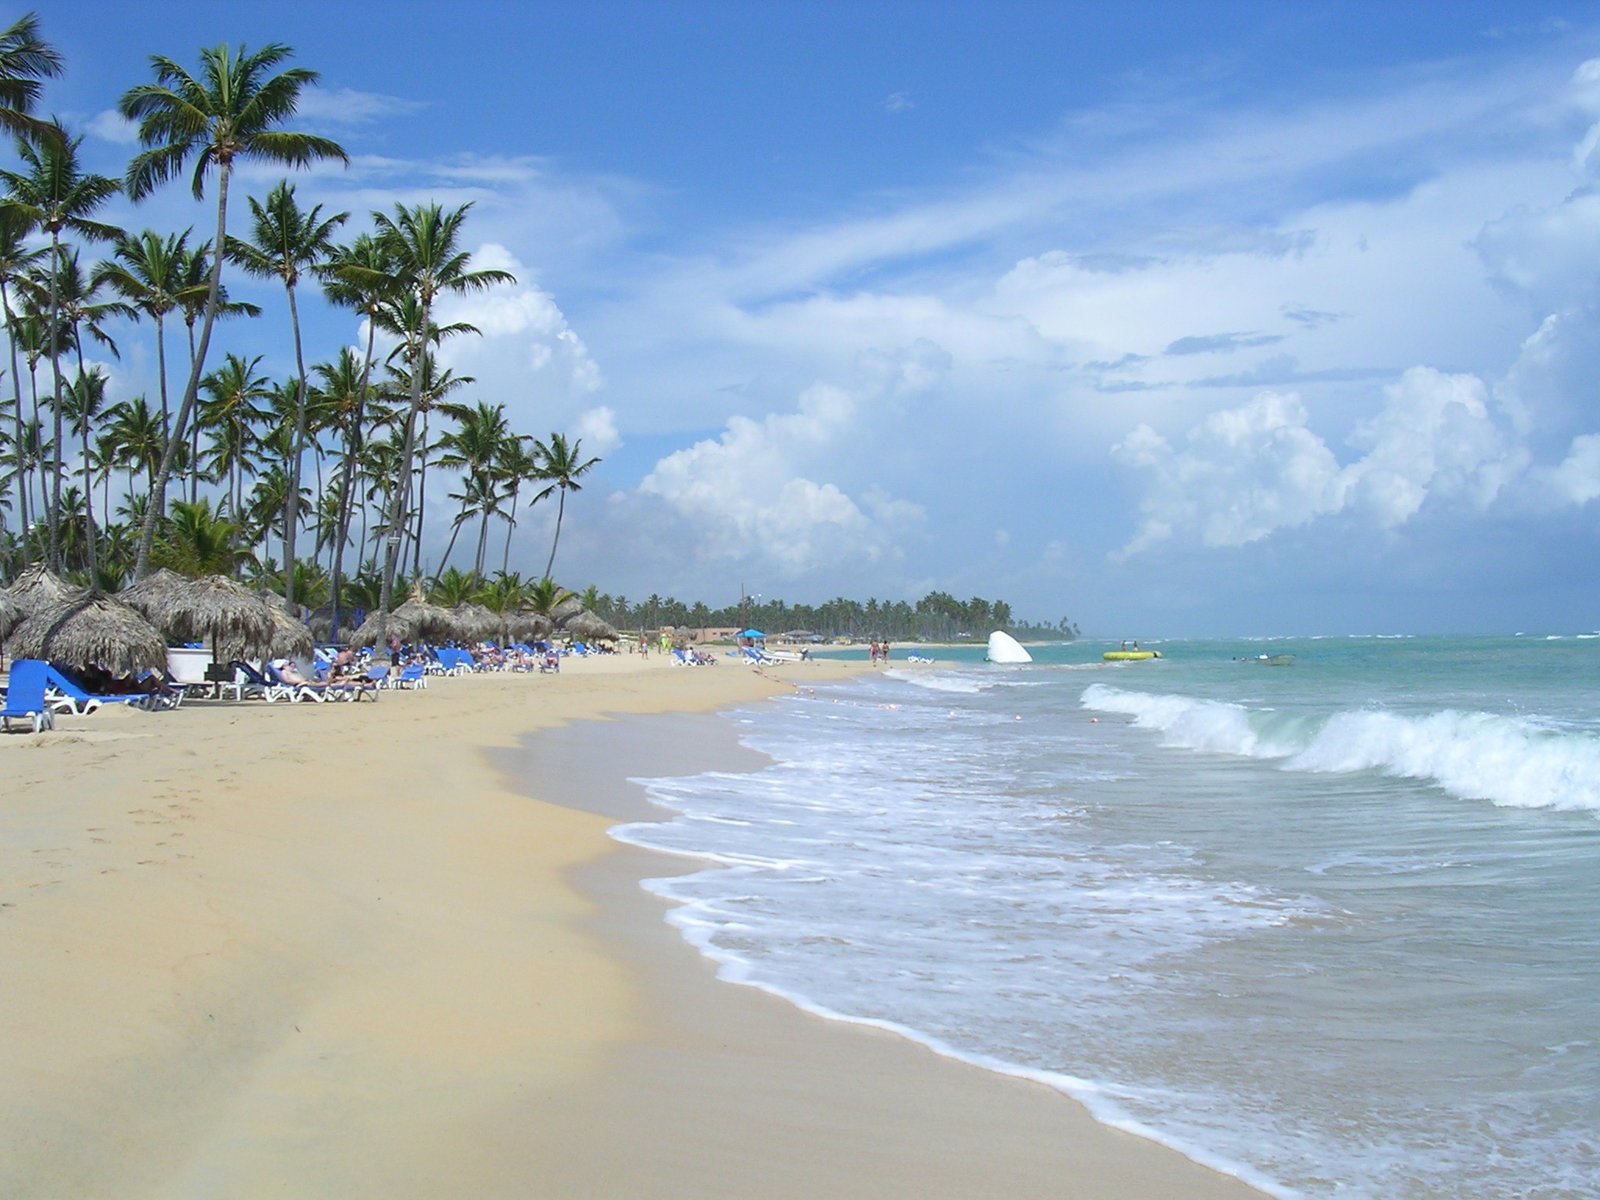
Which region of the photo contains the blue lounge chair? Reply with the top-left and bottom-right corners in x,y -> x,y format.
43,665 -> 150,715
1,660 -> 56,732
392,662 -> 428,689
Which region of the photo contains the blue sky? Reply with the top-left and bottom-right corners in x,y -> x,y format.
28,1 -> 1600,634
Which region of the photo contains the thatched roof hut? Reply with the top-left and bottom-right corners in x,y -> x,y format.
147,574 -> 277,658
118,568 -> 193,623
6,564 -> 81,621
350,590 -> 462,647
551,595 -> 584,627
505,610 -> 555,641
7,593 -> 168,676
0,586 -> 20,640
451,602 -> 500,642
565,610 -> 621,643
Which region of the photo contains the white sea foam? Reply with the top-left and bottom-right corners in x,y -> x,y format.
1080,684 -> 1600,814
883,668 -> 990,694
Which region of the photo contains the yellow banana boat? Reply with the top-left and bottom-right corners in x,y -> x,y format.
1103,649 -> 1161,661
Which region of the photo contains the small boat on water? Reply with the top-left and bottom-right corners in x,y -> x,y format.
1248,653 -> 1295,666
1103,649 -> 1161,661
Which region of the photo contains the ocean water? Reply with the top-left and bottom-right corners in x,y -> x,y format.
611,636 -> 1600,1199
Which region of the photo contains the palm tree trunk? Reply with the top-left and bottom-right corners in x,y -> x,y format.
135,163 -> 232,582
155,311 -> 170,443
45,229 -> 63,570
544,489 -> 567,580
501,481 -> 520,575
71,339 -> 97,583
410,407 -> 430,578
2,279 -> 27,540
329,321 -> 374,637
378,306 -> 429,640
282,281 -> 308,606
437,516 -> 465,576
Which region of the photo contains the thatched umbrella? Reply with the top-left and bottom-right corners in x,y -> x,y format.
149,574 -> 277,658
451,602 -> 499,642
565,610 -> 621,643
118,568 -> 193,624
7,592 -> 168,676
248,602 -> 313,660
506,610 -> 555,641
350,588 -> 461,648
7,563 -> 81,621
0,587 -> 20,641
551,594 -> 584,627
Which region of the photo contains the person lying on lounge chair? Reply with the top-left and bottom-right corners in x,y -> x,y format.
271,658 -> 315,686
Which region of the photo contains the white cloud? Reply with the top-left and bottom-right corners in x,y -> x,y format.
294,86 -> 426,127
636,382 -> 923,577
1542,433 -> 1600,504
885,91 -> 915,114
574,406 -> 620,455
1113,368 -> 1527,556
85,109 -> 137,145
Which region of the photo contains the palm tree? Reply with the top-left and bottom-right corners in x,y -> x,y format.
228,179 -> 346,606
530,432 -> 601,581
150,496 -> 241,577
0,203 -> 46,536
0,123 -> 122,570
196,352 -> 270,517
368,200 -> 513,635
319,233 -> 399,632
62,366 -> 109,577
0,13 -> 62,146
92,227 -> 197,438
104,394 -> 165,497
496,434 -> 538,575
170,238 -> 260,503
435,400 -> 512,576
120,40 -> 347,582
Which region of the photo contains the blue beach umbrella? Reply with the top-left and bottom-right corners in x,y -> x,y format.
740,628 -> 766,639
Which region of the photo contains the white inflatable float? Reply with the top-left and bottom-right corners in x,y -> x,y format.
984,631 -> 1033,664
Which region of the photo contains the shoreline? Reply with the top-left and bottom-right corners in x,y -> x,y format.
501,703 -> 1272,1199
1,654 -> 1266,1198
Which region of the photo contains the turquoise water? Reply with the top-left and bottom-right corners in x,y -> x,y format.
616,635 -> 1600,1198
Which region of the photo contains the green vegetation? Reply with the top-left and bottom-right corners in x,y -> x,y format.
0,16 -> 600,640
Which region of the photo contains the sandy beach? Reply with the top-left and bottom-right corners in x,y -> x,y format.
0,653 -> 1266,1199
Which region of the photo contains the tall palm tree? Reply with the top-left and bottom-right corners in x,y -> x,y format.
120,40 -> 347,581
0,203 -> 46,536
92,227 -> 197,439
0,12 -> 62,146
170,238 -> 260,503
496,433 -> 538,575
530,432 -> 601,581
104,393 -> 165,495
435,400 -> 512,576
0,123 -> 122,570
62,366 -> 109,578
196,352 -> 270,518
319,232 -> 398,633
366,201 -> 512,634
228,179 -> 346,605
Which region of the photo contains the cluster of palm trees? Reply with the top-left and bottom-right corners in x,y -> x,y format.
0,14 -> 602,634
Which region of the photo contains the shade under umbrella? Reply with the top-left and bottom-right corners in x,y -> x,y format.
7,592 -> 168,677
565,611 -> 620,643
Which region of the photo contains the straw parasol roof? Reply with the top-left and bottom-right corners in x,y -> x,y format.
505,610 -> 555,641
235,601 -> 313,660
565,610 -> 621,643
551,594 -> 584,627
350,586 -> 462,647
7,563 -> 81,621
7,592 -> 168,676
147,574 -> 277,658
0,586 -> 20,640
118,568 -> 193,623
451,602 -> 500,642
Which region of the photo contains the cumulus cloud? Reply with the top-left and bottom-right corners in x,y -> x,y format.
432,243 -> 604,426
636,382 -> 923,576
1112,368 -> 1525,556
85,109 -> 137,145
294,86 -> 426,127
574,406 -> 620,455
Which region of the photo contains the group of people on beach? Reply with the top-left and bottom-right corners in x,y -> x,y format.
868,640 -> 891,665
